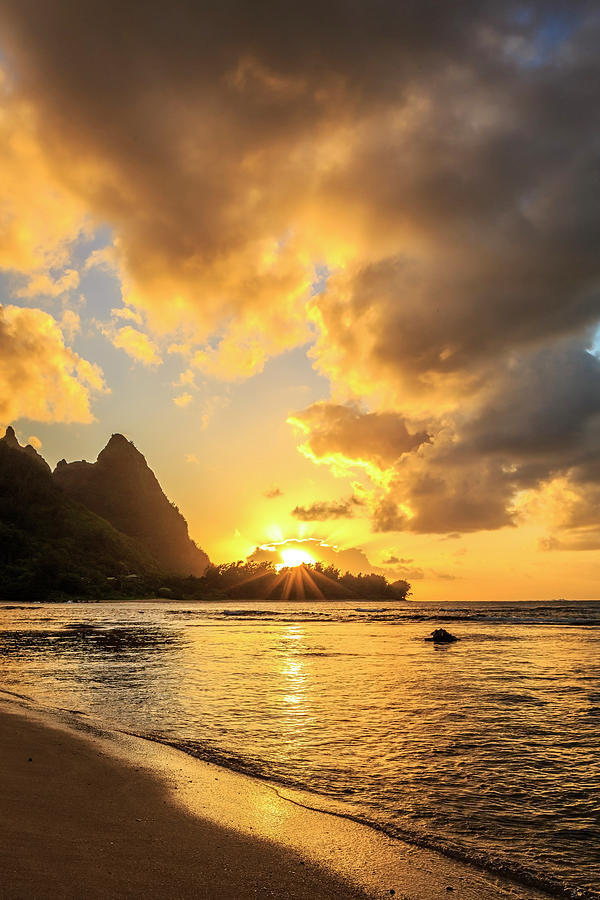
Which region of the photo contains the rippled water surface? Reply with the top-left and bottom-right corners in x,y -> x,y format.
1,599 -> 599,898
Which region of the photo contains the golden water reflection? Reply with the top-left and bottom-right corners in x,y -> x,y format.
280,625 -> 308,706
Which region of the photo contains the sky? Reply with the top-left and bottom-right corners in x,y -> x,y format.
1,1 -> 599,600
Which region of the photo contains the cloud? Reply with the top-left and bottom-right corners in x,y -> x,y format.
263,487 -> 283,499
27,434 -> 42,449
382,555 -> 413,565
372,499 -> 409,533
0,66 -> 88,278
289,402 -> 429,472
110,306 -> 143,325
173,392 -> 193,408
291,496 -> 363,521
5,1 -> 595,371
16,268 -> 80,300
85,246 -> 118,273
431,571 -> 457,581
60,308 -> 80,341
194,392 -> 230,429
2,2 -> 600,538
453,339 -> 600,467
382,557 -> 425,581
539,533 -> 600,552
191,340 -> 271,382
106,324 -> 162,367
288,335 -> 600,534
173,368 -> 197,388
0,304 -> 107,424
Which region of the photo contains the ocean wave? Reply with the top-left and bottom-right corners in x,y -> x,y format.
209,608 -> 600,627
135,730 -> 599,900
0,605 -> 41,610
484,691 -> 548,706
354,607 -> 391,612
221,609 -> 278,617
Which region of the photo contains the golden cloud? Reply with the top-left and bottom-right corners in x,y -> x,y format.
0,67 -> 88,279
16,268 -> 80,300
173,392 -> 193,408
0,304 -> 107,424
0,5 -> 597,385
110,306 -> 143,325
105,324 -> 162,367
59,309 -> 80,341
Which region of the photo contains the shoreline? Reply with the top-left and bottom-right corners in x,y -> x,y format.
0,691 -> 554,900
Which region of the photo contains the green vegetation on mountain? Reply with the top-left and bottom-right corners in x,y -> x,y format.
0,428 -> 159,602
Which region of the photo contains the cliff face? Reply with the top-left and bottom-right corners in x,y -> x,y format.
0,427 -> 159,601
1,426 -> 51,474
54,434 -> 209,576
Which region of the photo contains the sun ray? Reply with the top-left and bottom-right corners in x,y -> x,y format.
298,565 -> 325,599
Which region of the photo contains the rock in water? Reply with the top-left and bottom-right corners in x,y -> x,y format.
54,434 -> 209,576
425,628 -> 459,643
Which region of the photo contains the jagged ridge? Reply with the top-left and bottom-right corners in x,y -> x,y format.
53,433 -> 209,577
0,427 -> 160,601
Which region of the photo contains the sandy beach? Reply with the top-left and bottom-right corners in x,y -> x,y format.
0,693 -> 554,900
0,701 -> 367,900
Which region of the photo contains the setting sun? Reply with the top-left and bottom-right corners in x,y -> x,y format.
279,547 -> 315,569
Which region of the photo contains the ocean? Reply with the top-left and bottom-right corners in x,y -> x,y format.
1,599 -> 598,899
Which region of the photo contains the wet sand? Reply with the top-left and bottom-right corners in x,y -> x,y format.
0,695 -> 552,900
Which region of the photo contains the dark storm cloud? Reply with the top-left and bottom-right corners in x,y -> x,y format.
307,8 -> 600,396
456,339 -> 600,464
291,496 -> 362,521
372,467 -> 515,535
3,1 -> 598,360
291,402 -> 429,467
293,337 -> 600,534
372,499 -> 408,533
0,0 -> 497,263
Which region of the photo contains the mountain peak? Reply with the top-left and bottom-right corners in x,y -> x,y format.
1,425 -> 51,473
104,433 -> 136,451
3,425 -> 18,446
98,433 -> 146,467
55,431 -> 209,576
108,432 -> 129,445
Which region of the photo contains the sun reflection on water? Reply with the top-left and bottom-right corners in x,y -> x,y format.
280,626 -> 308,706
